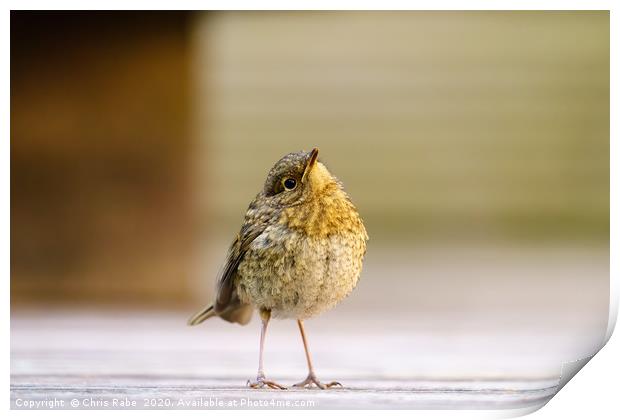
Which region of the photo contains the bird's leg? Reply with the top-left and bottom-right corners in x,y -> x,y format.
247,309 -> 286,390
292,319 -> 342,389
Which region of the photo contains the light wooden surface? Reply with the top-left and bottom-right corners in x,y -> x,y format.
11,245 -> 607,410
10,309 -> 584,410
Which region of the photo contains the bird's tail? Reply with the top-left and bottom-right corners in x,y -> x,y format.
187,304 -> 216,326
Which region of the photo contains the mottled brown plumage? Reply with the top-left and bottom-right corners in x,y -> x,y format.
188,148 -> 368,389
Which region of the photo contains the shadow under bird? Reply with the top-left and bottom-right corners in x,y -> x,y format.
188,148 -> 368,389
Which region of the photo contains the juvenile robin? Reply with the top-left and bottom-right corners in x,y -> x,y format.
188,148 -> 368,389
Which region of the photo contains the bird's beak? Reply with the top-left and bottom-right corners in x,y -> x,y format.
301,148 -> 319,183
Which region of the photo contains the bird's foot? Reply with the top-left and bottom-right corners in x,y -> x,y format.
292,373 -> 342,389
247,375 -> 287,390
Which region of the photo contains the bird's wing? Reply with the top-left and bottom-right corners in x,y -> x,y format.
214,197 -> 270,313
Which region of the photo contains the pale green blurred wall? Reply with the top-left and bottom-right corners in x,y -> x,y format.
193,11 -> 609,243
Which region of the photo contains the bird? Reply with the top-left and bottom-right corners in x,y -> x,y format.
188,148 -> 368,389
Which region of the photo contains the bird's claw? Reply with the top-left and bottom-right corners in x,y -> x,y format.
247,376 -> 287,390
292,373 -> 342,389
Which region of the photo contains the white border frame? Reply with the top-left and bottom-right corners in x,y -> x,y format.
3,2 -> 616,419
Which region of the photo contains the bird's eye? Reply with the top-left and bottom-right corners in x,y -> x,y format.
283,178 -> 297,191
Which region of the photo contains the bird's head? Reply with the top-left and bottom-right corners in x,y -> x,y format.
262,148 -> 337,207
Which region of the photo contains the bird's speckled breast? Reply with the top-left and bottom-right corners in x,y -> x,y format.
236,191 -> 367,319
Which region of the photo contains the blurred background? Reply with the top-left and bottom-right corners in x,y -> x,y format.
11,11 -> 609,384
